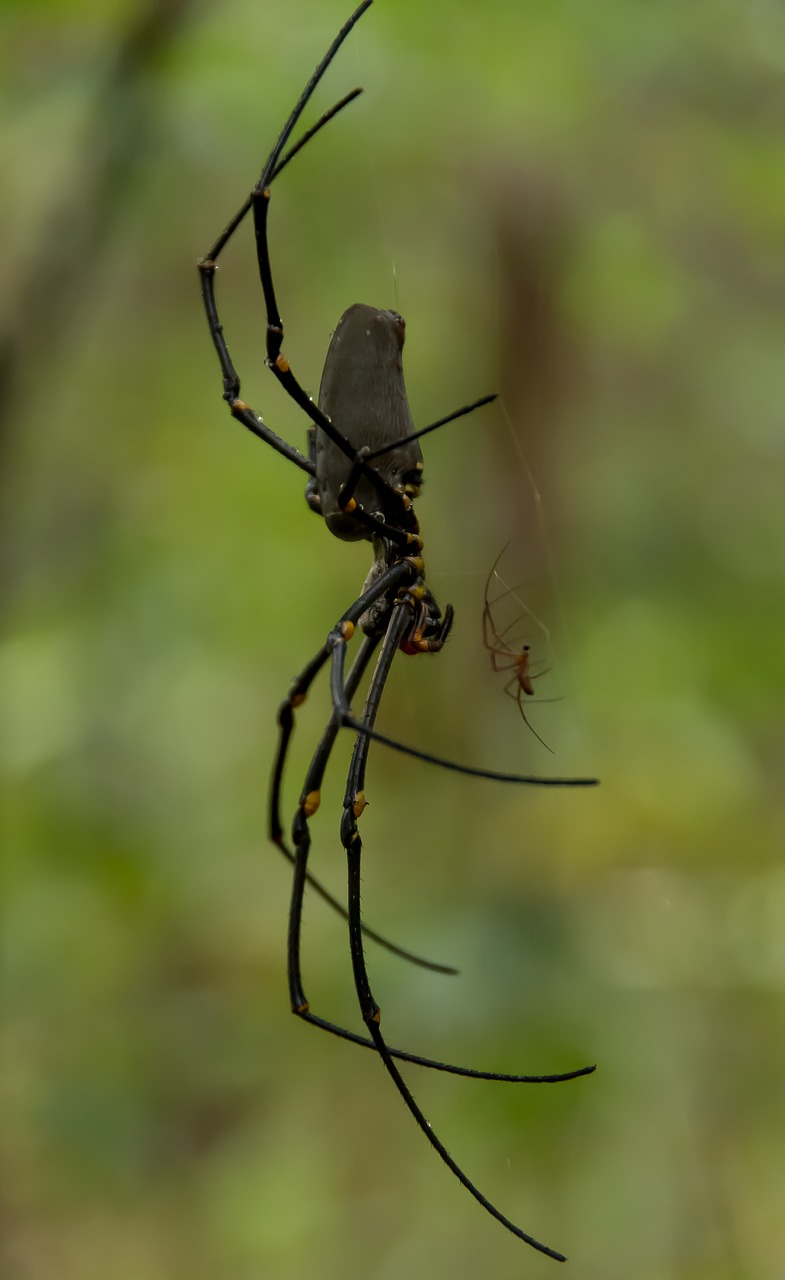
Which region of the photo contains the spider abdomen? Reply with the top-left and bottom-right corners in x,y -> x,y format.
313,302 -> 424,540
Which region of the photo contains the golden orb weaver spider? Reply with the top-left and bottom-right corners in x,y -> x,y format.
198,0 -> 598,1260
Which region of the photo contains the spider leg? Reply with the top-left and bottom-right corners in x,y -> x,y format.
201,89 -> 362,272
340,600 -> 571,1259
482,544 -> 511,650
278,569 -> 593,1082
201,1 -> 497,534
271,560 -> 414,843
485,551 -> 553,659
245,17 -> 433,531
273,630 -> 459,974
245,13 -> 388,467
287,775 -> 592,1073
482,602 -> 506,655
482,614 -> 507,667
295,1009 -> 594,1083
485,647 -> 522,673
335,393 -> 500,530
483,595 -> 529,664
483,546 -> 551,657
271,559 -> 414,970
365,393 -> 497,459
503,678 -> 555,755
489,613 -> 528,649
330,648 -> 597,785
331,394 -> 501,530
197,4 -> 377,477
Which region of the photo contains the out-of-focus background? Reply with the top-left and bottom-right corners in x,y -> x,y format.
2,1 -> 784,1277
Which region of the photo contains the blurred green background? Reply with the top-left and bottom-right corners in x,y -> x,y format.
2,0 -> 784,1277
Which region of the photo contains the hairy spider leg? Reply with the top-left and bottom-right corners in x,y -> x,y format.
340,598 -> 572,1260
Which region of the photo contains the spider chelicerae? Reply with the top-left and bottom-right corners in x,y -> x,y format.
198,0 -> 597,1260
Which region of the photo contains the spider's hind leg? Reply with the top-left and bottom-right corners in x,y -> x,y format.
280,568 -> 594,1083
339,598 -> 575,1260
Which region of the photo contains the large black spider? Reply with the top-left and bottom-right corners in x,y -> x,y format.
198,0 -> 598,1260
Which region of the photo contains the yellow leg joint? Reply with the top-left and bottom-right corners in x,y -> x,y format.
372,1009 -> 381,1024
290,690 -> 306,708
296,1001 -> 310,1014
352,791 -> 367,819
341,620 -> 355,641
275,354 -> 290,373
303,790 -> 320,817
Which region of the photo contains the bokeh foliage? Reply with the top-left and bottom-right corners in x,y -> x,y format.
2,1 -> 784,1277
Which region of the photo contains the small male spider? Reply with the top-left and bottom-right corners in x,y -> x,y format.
198,0 -> 597,1261
483,547 -> 556,752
